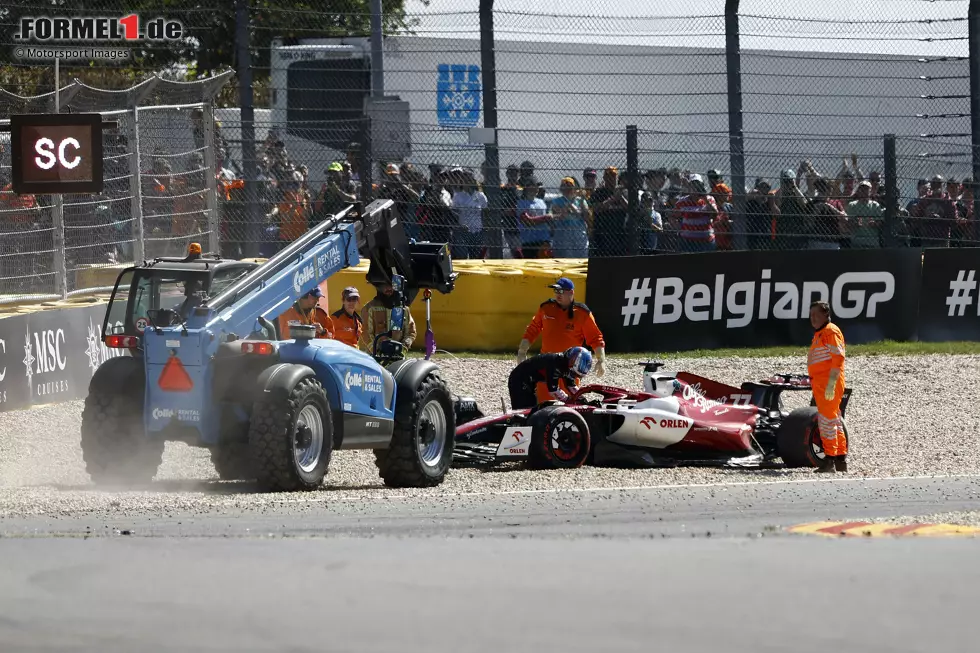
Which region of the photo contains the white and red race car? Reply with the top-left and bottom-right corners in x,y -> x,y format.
452,362 -> 851,470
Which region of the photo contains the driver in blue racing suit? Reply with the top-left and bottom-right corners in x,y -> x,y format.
508,347 -> 593,410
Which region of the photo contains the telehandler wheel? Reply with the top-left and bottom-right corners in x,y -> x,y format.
375,370 -> 455,488
248,377 -> 333,492
80,388 -> 164,486
209,445 -> 255,481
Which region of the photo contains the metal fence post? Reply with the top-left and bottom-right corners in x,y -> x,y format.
235,0 -> 260,258
51,59 -> 68,298
370,0 -> 385,98
969,0 -> 980,232
128,106 -> 145,263
202,101 -> 220,254
626,125 -> 639,255
480,0 -> 502,259
883,134 -> 899,248
359,117 -> 373,205
725,0 -> 747,251
51,199 -> 67,297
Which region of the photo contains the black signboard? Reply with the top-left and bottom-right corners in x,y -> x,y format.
0,303 -> 127,413
917,247 -> 980,342
10,112 -> 104,194
586,249 -> 923,352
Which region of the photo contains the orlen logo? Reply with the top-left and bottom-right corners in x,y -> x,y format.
511,430 -> 524,441
152,407 -> 174,420
640,417 -> 656,429
293,263 -> 315,295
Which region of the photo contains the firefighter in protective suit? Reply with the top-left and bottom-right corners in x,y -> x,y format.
807,301 -> 848,473
360,282 -> 417,355
516,277 -> 606,403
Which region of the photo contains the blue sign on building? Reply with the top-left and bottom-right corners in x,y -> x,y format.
436,64 -> 481,128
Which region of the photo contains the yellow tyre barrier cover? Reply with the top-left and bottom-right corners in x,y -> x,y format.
325,259 -> 589,352
4,259 -> 588,353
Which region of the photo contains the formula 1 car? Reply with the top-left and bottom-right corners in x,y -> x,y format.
452,362 -> 851,470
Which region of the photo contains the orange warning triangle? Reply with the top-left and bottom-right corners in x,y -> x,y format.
158,355 -> 194,392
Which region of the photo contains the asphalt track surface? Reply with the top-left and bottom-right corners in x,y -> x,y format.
2,474 -> 979,652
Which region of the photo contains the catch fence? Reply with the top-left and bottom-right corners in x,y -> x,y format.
0,72 -> 232,303
1,0 -> 978,302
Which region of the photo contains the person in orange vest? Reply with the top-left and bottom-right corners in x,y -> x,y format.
331,286 -> 363,349
807,300 -> 848,473
277,286 -> 334,340
277,169 -> 310,246
516,277 -> 606,403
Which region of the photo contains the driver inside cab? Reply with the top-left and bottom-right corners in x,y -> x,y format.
175,243 -> 207,320
277,286 -> 334,340
176,277 -> 206,320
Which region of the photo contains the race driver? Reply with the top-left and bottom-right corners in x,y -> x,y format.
508,347 -> 593,410
277,287 -> 334,340
331,286 -> 363,349
516,277 -> 606,403
807,300 -> 848,473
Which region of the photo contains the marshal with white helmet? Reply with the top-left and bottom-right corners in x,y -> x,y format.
452,362 -> 853,470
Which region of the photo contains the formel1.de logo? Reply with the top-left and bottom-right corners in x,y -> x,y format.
14,15 -> 183,42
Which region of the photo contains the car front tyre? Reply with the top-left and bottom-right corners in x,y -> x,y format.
528,407 -> 591,469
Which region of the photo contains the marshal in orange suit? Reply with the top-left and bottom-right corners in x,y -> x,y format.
516,277 -> 606,403
807,301 -> 848,473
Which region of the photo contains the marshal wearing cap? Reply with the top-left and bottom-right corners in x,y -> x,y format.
516,276 -> 607,402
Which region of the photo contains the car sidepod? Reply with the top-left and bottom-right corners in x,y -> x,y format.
588,391 -> 762,468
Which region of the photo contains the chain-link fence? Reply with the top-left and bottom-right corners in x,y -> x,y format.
0,73 -> 232,303
895,135 -> 977,248
1,0 -> 977,285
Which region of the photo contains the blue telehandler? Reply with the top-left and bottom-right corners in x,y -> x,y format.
81,199 -> 459,491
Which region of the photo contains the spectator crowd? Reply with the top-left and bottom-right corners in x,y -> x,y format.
241,141 -> 978,259
4,122 -> 978,296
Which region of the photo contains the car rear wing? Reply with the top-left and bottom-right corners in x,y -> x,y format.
741,374 -> 853,418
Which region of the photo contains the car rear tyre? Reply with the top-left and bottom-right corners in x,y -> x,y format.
81,388 -> 164,486
375,371 -> 455,488
777,406 -> 849,468
528,406 -> 591,469
248,377 -> 333,491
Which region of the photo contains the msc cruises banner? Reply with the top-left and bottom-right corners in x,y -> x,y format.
0,304 -> 126,413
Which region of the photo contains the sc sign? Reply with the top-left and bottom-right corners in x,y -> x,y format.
10,113 -> 104,194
